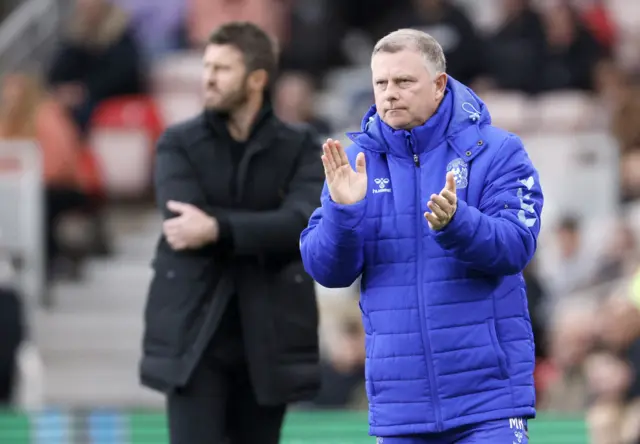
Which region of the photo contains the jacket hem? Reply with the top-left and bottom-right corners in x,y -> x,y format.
370,407 -> 536,437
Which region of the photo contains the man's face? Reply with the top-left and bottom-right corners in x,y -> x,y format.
274,74 -> 313,122
371,49 -> 445,130
202,44 -> 249,111
75,0 -> 104,26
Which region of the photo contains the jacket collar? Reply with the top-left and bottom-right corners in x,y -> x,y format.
203,95 -> 275,142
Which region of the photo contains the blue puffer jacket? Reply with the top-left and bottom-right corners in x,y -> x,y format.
300,77 -> 543,437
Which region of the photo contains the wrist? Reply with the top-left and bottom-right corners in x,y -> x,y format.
207,216 -> 219,242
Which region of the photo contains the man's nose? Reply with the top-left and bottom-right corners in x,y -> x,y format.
383,84 -> 400,101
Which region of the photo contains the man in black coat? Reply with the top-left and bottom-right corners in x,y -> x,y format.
139,22 -> 323,444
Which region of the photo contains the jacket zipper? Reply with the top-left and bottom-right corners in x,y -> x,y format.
409,136 -> 443,431
234,121 -> 277,203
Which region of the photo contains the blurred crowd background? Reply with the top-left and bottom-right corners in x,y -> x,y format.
1,0 -> 640,442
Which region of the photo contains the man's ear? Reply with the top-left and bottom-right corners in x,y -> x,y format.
434,72 -> 448,102
248,69 -> 269,92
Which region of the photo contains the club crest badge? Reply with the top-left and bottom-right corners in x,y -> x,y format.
446,158 -> 468,189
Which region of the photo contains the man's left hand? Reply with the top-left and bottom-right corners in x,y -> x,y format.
163,200 -> 218,250
425,172 -> 457,231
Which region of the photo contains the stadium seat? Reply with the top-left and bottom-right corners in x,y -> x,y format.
88,96 -> 164,198
534,91 -> 600,132
522,132 -> 619,231
609,0 -> 640,36
480,91 -> 531,133
90,95 -> 164,142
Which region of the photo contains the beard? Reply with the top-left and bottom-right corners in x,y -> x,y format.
204,77 -> 249,113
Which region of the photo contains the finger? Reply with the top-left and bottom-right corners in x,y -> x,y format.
166,234 -> 180,248
440,189 -> 457,206
163,218 -> 182,229
424,211 -> 439,228
335,140 -> 349,167
430,194 -> 452,214
167,200 -> 190,214
355,152 -> 366,175
321,154 -> 335,181
444,172 -> 456,193
427,201 -> 448,220
328,139 -> 344,169
323,141 -> 338,171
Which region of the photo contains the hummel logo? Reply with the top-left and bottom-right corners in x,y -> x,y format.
373,178 -> 391,194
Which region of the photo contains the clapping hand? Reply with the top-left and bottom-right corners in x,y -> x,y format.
425,172 -> 457,231
321,139 -> 367,205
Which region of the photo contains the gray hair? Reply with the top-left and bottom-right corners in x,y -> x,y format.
372,29 -> 447,76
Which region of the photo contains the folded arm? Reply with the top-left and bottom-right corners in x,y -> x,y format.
154,128 -> 211,219
433,135 -> 543,275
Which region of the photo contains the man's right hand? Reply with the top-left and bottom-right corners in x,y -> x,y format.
322,139 -> 367,205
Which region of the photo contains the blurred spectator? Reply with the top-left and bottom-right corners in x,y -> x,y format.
579,0 -> 618,52
0,73 -> 109,280
185,0 -> 291,49
538,1 -> 605,92
483,0 -> 546,94
540,305 -> 595,412
110,0 -> 186,60
609,72 -> 640,202
279,0 -> 348,79
313,284 -> 365,409
0,252 -> 25,406
587,289 -> 640,444
547,216 -> 595,301
372,0 -> 484,85
590,220 -> 638,286
47,0 -> 146,134
274,72 -> 332,138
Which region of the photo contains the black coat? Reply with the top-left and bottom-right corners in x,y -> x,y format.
140,107 -> 324,405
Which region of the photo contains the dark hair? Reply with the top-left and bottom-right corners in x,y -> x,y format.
208,21 -> 278,86
558,215 -> 580,233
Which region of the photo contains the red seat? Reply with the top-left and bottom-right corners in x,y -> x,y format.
88,95 -> 164,198
90,95 -> 164,143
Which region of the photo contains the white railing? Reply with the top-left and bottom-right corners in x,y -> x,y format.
0,141 -> 44,310
0,0 -> 60,76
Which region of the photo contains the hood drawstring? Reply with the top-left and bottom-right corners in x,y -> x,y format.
462,102 -> 481,122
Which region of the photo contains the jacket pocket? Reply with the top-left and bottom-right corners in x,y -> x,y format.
144,256 -> 212,356
486,319 -> 509,379
270,262 -> 319,358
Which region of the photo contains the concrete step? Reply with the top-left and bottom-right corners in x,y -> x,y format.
82,259 -> 153,284
34,311 -> 143,353
43,352 -> 164,408
112,233 -> 158,260
48,280 -> 149,313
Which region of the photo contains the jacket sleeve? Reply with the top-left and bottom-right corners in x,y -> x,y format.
222,131 -> 324,256
433,135 -> 543,275
300,182 -> 367,289
154,128 -> 210,220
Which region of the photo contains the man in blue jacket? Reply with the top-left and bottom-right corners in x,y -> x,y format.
300,29 -> 543,443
